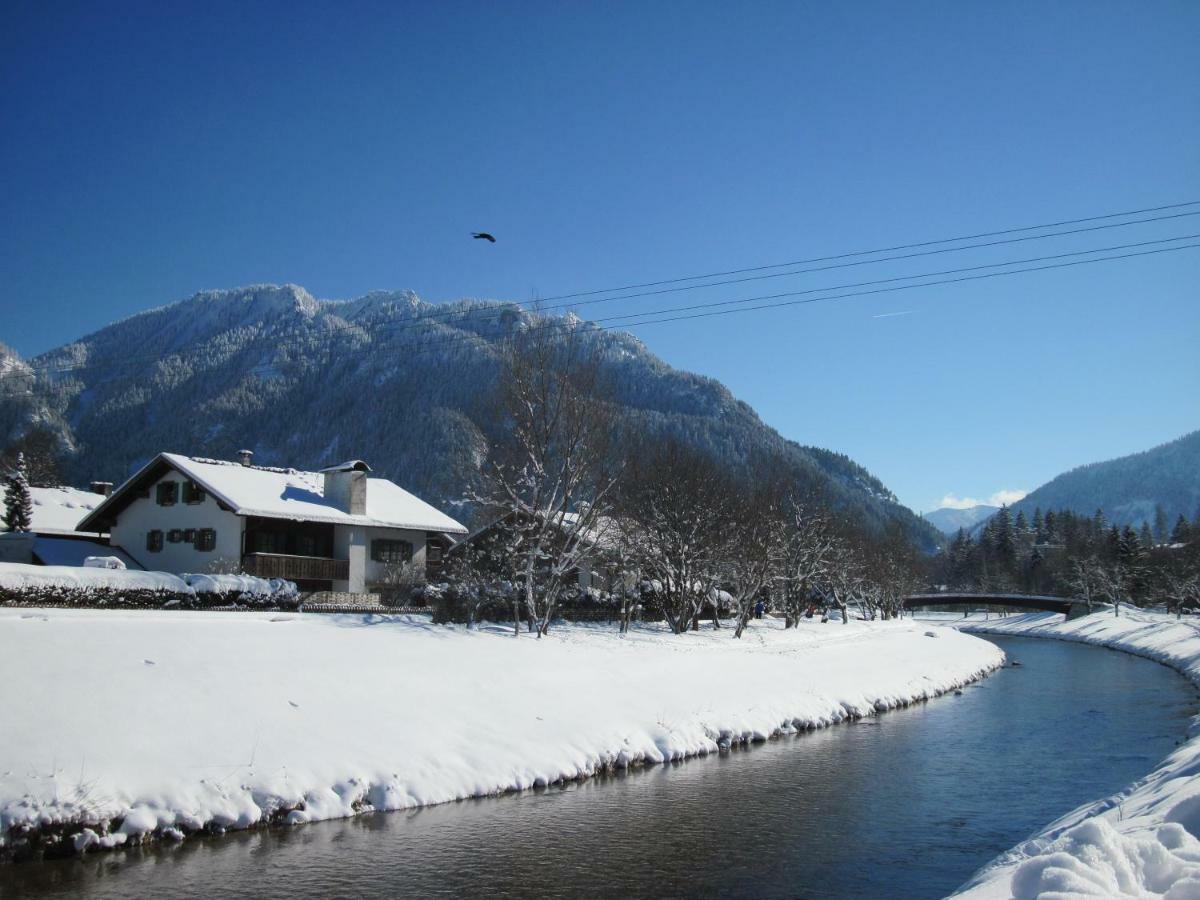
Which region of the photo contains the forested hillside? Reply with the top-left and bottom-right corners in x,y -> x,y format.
1009,430 -> 1200,530
0,284 -> 940,548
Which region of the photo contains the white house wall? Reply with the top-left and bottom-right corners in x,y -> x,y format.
332,525 -> 429,592
108,471 -> 243,574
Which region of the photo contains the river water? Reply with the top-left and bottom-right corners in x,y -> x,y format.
2,635 -> 1196,899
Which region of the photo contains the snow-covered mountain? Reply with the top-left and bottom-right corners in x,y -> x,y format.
1008,430 -> 1200,528
922,505 -> 999,536
2,284 -> 940,548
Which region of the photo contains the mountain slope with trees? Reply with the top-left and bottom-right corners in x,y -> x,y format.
0,284 -> 940,549
1009,430 -> 1200,530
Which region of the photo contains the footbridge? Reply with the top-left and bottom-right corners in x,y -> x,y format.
902,593 -> 1090,618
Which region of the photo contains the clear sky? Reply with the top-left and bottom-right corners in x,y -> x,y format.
2,1 -> 1198,513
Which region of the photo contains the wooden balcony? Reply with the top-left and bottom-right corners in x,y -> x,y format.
242,552 -> 349,581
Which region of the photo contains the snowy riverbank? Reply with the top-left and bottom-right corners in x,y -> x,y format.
0,608 -> 1001,860
935,610 -> 1200,899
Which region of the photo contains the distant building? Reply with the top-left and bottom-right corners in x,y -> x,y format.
0,483 -> 139,568
76,452 -> 467,593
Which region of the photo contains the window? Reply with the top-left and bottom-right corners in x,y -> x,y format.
182,480 -> 206,504
156,481 -> 178,506
167,529 -> 182,543
294,534 -> 318,557
426,538 -> 443,563
371,539 -> 413,564
146,530 -> 163,553
183,528 -> 196,543
195,528 -> 216,552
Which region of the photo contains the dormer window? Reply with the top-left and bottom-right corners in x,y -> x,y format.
156,481 -> 178,506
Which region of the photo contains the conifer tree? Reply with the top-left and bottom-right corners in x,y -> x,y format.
1139,521 -> 1154,551
1154,504 -> 1169,543
1173,514 -> 1192,544
2,452 -> 34,533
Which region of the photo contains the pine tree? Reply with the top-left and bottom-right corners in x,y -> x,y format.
1118,524 -> 1141,562
1173,514 -> 1192,544
1139,521 -> 1154,551
2,452 -> 34,533
1154,504 -> 1169,543
1043,509 -> 1058,543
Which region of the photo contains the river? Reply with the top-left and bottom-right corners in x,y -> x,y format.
2,635 -> 1195,899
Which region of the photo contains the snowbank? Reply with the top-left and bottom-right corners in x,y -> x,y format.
0,610 -> 1001,859
944,610 -> 1200,899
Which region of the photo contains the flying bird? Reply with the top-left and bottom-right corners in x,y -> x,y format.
471,232 -> 496,243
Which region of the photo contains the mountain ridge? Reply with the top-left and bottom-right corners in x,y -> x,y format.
1007,430 -> 1200,529
2,284 -> 941,549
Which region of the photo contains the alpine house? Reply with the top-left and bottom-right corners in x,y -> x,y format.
76,451 -> 467,593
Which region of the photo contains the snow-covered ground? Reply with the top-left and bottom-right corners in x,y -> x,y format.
0,609 -> 1000,857
932,610 -> 1200,899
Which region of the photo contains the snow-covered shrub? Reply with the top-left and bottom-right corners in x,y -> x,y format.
0,563 -> 193,608
181,574 -> 299,608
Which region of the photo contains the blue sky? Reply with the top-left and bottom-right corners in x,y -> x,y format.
2,1 -> 1197,513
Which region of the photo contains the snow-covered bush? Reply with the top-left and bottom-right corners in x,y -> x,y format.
0,563 -> 193,608
181,574 -> 299,608
0,563 -> 298,610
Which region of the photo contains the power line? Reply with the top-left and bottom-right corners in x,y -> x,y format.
604,241 -> 1200,329
590,232 -> 1200,326
531,199 -> 1200,302
539,209 -> 1200,312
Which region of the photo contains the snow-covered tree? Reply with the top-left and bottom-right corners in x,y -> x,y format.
615,438 -> 732,634
2,452 -> 33,533
471,319 -> 620,637
724,482 -> 787,638
778,500 -> 838,627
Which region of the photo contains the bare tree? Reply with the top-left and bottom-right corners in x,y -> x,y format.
725,485 -> 787,639
616,438 -> 732,635
778,499 -> 838,628
1067,556 -> 1102,614
1158,565 -> 1200,619
1094,560 -> 1132,617
472,319 -> 619,638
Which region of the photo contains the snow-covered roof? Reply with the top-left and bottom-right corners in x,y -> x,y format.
79,453 -> 467,535
32,536 -> 142,570
0,485 -> 109,536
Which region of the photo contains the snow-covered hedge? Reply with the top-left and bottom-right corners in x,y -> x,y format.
0,563 -> 192,608
181,574 -> 299,608
0,563 -> 298,610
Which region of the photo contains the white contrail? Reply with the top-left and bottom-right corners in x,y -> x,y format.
872,310 -> 915,319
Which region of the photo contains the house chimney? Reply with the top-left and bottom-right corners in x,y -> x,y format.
89,481 -> 114,497
320,460 -> 370,515
237,449 -> 254,467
